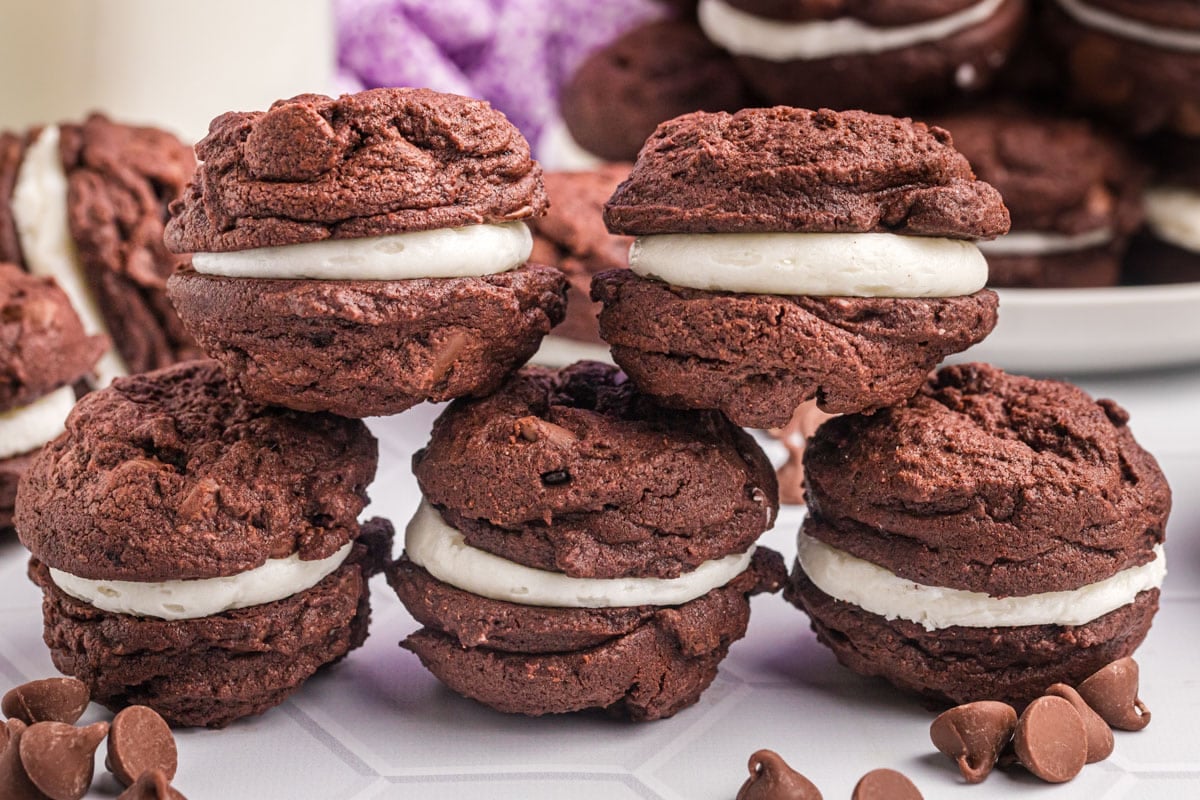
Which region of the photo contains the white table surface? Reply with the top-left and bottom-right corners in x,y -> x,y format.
1,366 -> 1198,800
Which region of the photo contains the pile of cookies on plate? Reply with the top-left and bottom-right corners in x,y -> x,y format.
6,84 -> 1171,747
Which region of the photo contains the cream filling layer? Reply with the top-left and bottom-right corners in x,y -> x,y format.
1055,0 -> 1200,53
798,533 -> 1166,631
976,228 -> 1114,256
0,385 -> 74,460
405,500 -> 754,608
1145,186 -> 1200,254
12,125 -> 128,388
628,232 -> 987,297
48,542 -> 353,621
191,222 -> 533,281
698,0 -> 1007,60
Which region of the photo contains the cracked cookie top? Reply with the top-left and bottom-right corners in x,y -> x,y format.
16,361 -> 377,581
803,362 -> 1171,595
603,106 -> 1010,239
165,88 -> 547,253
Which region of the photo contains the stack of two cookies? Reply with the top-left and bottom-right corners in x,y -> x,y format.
587,106 -> 1170,705
14,88 -> 569,727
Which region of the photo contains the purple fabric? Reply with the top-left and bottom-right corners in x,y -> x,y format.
335,0 -> 665,151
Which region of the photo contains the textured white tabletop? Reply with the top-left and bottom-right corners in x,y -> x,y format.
2,366 -> 1197,800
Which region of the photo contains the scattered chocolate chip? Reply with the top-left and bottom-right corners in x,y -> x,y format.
515,416 -> 577,448
107,706 -> 177,787
118,768 -> 187,800
2,679 -> 90,725
852,768 -> 923,800
1013,696 -> 1087,783
540,469 -> 571,485
1046,683 -> 1114,763
0,721 -> 44,800
736,750 -> 823,800
1077,657 -> 1151,731
19,721 -> 108,800
930,700 -> 1017,783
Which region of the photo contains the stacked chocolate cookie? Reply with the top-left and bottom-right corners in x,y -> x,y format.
390,362 -> 786,719
586,105 -> 1169,706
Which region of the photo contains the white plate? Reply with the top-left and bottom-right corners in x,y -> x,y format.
956,283 -> 1200,375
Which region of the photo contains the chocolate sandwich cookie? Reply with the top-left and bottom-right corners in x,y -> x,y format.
390,361 -> 787,719
529,165 -> 633,365
7,115 -> 199,388
1124,137 -> 1200,285
166,88 -> 567,418
786,363 -> 1170,706
0,263 -> 106,531
593,107 -> 1006,428
933,109 -> 1144,288
15,361 -> 392,728
697,0 -> 1026,114
1047,0 -> 1200,138
558,18 -> 754,164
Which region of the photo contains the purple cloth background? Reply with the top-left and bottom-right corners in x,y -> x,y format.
336,0 -> 665,153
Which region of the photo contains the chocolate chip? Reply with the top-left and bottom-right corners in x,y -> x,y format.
515,417 -> 578,448
0,720 -> 44,800
736,750 -> 823,800
930,700 -> 1017,783
1077,657 -> 1151,731
540,469 -> 571,485
1046,683 -> 1114,763
2,679 -> 90,725
244,102 -> 340,182
107,705 -> 177,786
19,721 -> 109,800
118,768 -> 187,800
851,768 -> 923,800
1013,696 -> 1087,783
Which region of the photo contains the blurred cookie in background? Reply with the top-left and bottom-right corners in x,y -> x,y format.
1125,137 -> 1200,285
935,107 -> 1144,288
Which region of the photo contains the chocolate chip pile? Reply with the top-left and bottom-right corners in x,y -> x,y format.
931,657 -> 1150,785
0,677 -> 184,799
736,749 -> 924,800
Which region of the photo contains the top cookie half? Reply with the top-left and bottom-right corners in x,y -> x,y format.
604,106 -> 1009,238
165,88 -> 548,253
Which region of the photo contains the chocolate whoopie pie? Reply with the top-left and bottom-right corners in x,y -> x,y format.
786,363 -> 1170,706
15,361 -> 392,728
933,108 -> 1144,288
1047,0 -> 1200,138
4,114 -> 200,387
529,165 -> 633,364
165,88 -> 567,418
697,0 -> 1026,114
558,18 -> 754,164
389,361 -> 787,720
1125,137 -> 1200,285
0,263 -> 106,530
592,107 -> 1006,428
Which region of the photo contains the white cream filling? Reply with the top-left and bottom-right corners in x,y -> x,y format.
798,533 -> 1166,631
976,228 -> 1114,257
405,500 -> 754,608
190,222 -> 533,281
1056,0 -> 1200,53
48,542 -> 353,621
628,232 -> 987,297
1144,186 -> 1200,254
0,385 -> 74,460
698,0 -> 1007,60
12,125 -> 128,389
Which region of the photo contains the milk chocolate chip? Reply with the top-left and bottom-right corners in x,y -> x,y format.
736,750 -> 823,800
851,768 -> 923,800
1046,683 -> 1114,763
930,700 -> 1017,783
0,720 -> 44,800
1077,657 -> 1151,731
1013,696 -> 1087,783
2,679 -> 90,725
107,705 -> 177,786
19,721 -> 109,800
118,768 -> 188,800
244,101 -> 340,181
